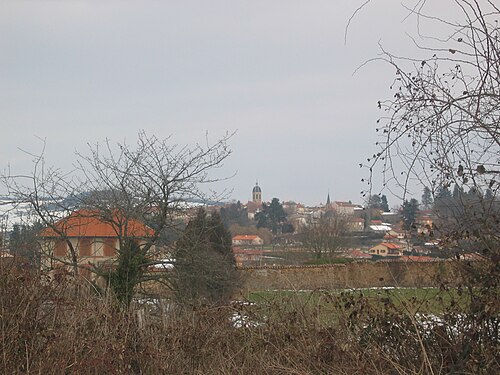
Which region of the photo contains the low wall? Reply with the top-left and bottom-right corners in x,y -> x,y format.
238,260 -> 461,292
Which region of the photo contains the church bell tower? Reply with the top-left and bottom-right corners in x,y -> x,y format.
252,181 -> 262,204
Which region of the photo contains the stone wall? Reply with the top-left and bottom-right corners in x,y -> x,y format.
238,260 -> 461,292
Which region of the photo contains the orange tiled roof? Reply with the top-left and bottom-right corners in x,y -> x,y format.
232,235 -> 261,241
380,242 -> 401,250
39,209 -> 153,238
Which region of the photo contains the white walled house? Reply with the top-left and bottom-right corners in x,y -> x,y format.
232,235 -> 264,246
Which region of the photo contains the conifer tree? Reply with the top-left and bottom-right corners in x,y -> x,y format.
174,208 -> 239,305
107,238 -> 147,307
421,186 -> 433,210
401,199 -> 419,231
256,198 -> 287,234
380,195 -> 390,212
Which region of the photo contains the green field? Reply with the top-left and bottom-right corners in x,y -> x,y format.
246,287 -> 469,317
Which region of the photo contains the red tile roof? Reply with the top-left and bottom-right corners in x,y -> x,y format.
232,235 -> 261,241
380,242 -> 401,250
39,209 -> 153,238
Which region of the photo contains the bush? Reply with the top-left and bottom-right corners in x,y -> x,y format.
1,258 -> 498,374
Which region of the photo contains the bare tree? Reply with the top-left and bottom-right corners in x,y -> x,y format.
1,131 -> 233,301
363,0 -> 499,250
361,2 -> 499,369
301,214 -> 349,259
1,141 -> 85,275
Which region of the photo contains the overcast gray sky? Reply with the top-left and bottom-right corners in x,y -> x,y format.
0,1 -> 453,206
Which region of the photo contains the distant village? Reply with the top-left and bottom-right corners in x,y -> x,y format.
220,182 -> 442,267
0,180 -> 487,271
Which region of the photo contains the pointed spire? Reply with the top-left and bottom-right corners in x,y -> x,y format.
326,192 -> 331,205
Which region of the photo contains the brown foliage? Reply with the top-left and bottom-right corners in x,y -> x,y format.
0,261 -> 498,374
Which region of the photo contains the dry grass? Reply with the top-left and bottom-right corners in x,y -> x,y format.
0,261 -> 498,374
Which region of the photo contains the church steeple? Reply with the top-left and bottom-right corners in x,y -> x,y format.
252,181 -> 262,204
326,192 -> 332,210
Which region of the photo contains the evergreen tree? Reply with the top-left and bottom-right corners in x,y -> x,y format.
368,195 -> 382,209
435,185 -> 452,201
107,238 -> 148,307
174,208 -> 239,305
421,186 -> 433,209
256,198 -> 287,234
219,201 -> 249,228
401,199 -> 419,231
433,185 -> 454,219
207,210 -> 234,261
380,195 -> 390,212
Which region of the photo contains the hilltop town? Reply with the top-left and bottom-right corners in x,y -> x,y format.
215,182 -> 458,267
1,180 -> 491,270
0,1 -> 498,372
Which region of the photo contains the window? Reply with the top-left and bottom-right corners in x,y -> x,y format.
54,240 -> 66,256
79,238 -> 92,256
94,240 -> 104,256
103,238 -> 116,257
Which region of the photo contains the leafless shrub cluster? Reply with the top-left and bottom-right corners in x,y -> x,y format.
2,260 -> 498,374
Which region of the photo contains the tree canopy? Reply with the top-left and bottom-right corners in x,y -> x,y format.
220,201 -> 249,228
255,198 -> 288,234
369,194 -> 390,212
421,187 -> 433,210
401,199 -> 419,231
173,208 -> 239,305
